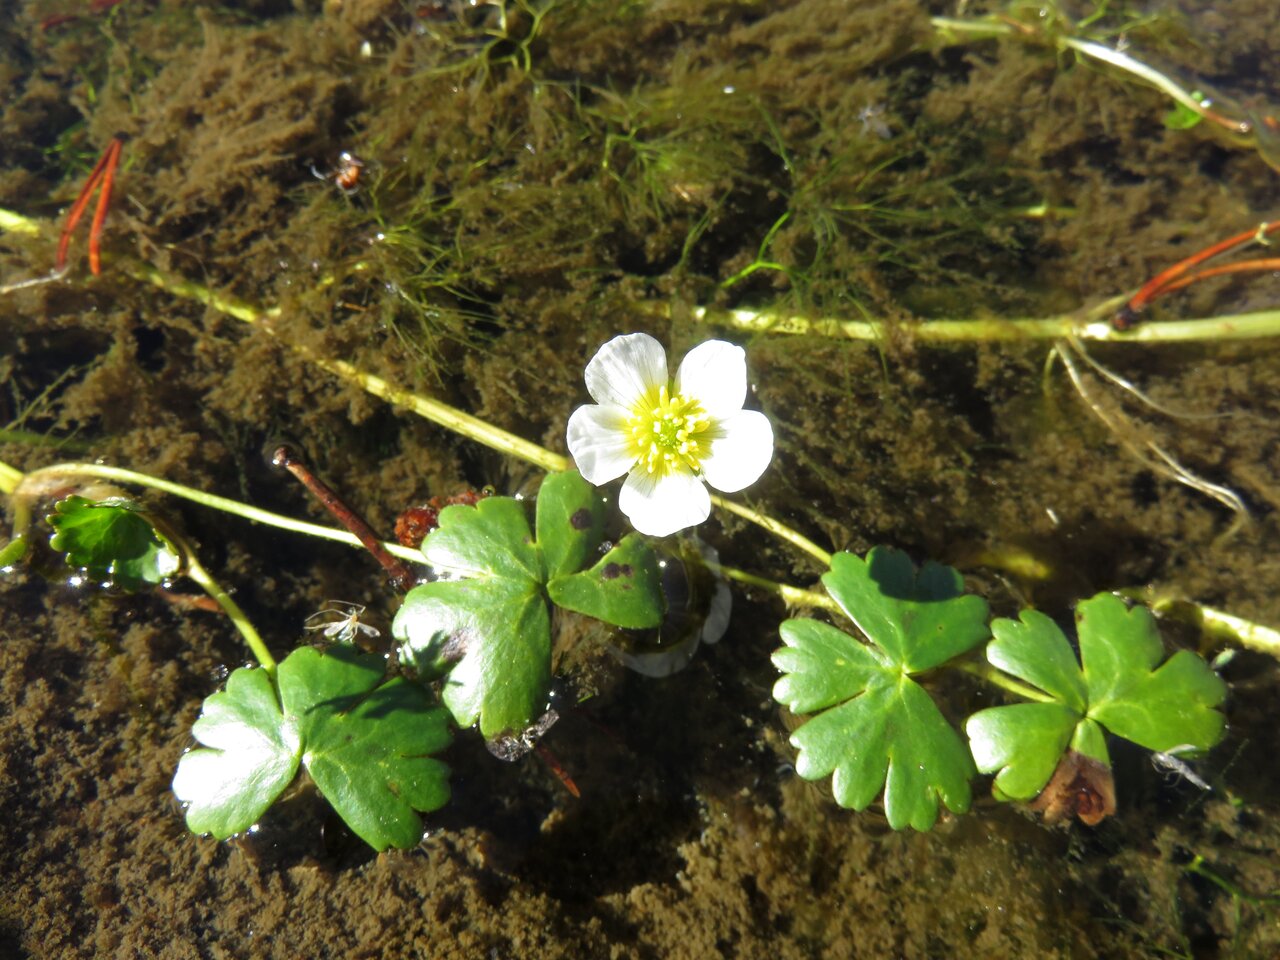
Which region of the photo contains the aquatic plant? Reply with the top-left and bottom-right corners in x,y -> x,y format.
0,0 -> 1277,850
1,459 -> 668,848
773,549 -> 1227,830
0,322 -> 1262,847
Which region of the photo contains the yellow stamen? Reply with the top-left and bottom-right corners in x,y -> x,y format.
624,385 -> 711,478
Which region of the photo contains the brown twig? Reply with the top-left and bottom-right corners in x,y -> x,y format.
271,444 -> 419,591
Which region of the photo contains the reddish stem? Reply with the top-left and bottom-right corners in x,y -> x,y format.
1149,258 -> 1280,298
533,743 -> 581,798
87,138 -> 122,276
271,445 -> 419,592
1115,221 -> 1280,329
55,137 -> 123,275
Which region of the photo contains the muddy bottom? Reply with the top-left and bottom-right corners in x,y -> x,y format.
2,0 -> 1280,957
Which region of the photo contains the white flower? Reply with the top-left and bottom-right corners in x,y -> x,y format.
566,333 -> 774,537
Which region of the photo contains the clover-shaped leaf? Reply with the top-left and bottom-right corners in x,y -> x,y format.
393,471 -> 663,741
772,548 -> 991,830
48,495 -> 181,589
173,646 -> 451,851
965,592 -> 1227,803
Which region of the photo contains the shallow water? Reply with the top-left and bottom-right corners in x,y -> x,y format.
2,1 -> 1279,957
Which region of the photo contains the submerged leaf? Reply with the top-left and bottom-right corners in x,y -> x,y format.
174,646 -> 452,851
48,495 -> 180,589
966,593 -> 1227,806
772,548 -> 990,830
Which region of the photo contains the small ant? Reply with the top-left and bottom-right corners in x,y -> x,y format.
311,151 -> 364,194
304,601 -> 381,644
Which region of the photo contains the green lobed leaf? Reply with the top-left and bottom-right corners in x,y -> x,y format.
174,646 -> 452,851
1077,593 -> 1227,752
788,675 -> 975,830
395,473 -> 665,740
966,592 -> 1226,803
280,647 -> 452,851
536,470 -> 604,579
395,576 -> 549,738
966,702 -> 1078,801
48,495 -> 181,590
772,549 -> 988,830
822,548 -> 990,672
547,533 -> 664,629
772,618 -> 888,715
172,665 -> 302,840
423,495 -> 542,581
987,610 -> 1088,713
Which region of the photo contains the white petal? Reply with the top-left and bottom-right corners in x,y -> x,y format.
584,333 -> 668,410
674,340 -> 746,418
606,633 -> 702,678
567,405 -> 635,485
619,468 -> 711,537
700,410 -> 774,493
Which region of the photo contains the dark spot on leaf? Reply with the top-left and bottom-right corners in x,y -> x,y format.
437,631 -> 470,664
569,508 -> 592,530
621,564 -> 632,577
601,563 -> 621,580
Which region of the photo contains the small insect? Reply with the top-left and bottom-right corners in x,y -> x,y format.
311,151 -> 365,194
304,601 -> 381,643
856,103 -> 893,140
1151,745 -> 1211,791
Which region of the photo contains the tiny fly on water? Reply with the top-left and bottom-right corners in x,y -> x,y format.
1150,745 -> 1211,791
304,601 -> 381,644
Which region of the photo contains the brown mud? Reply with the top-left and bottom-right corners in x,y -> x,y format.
2,0 -> 1279,957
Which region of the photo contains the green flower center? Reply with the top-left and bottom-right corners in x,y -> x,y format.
626,385 -> 711,477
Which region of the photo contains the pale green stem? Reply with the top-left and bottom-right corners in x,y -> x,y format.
718,563 -> 839,612
1121,587 -> 1280,660
182,549 -> 277,676
0,460 -> 22,495
953,661 -> 1058,703
712,499 -> 831,566
0,207 -> 41,236
9,461 -> 423,563
691,302 -> 1280,344
1191,605 -> 1280,659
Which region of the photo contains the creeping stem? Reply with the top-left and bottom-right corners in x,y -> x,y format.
183,553 -> 277,675
147,513 -> 277,677
0,460 -> 279,675
5,461 -> 422,562
717,563 -> 839,612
